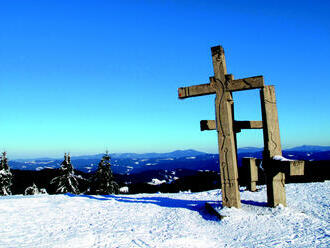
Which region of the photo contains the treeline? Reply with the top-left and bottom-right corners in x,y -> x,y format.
1,150 -> 329,196
0,152 -> 118,196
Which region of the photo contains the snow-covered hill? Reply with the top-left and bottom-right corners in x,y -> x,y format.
0,182 -> 329,247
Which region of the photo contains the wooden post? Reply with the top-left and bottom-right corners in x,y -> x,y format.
178,45 -> 264,209
260,85 -> 286,207
288,160 -> 304,176
211,46 -> 241,208
243,157 -> 258,192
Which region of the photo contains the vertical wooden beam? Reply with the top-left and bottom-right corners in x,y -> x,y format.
260,85 -> 286,207
226,74 -> 239,166
243,157 -> 258,192
211,46 -> 241,208
260,86 -> 282,158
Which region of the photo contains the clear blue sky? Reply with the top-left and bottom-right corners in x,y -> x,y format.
1,0 -> 329,158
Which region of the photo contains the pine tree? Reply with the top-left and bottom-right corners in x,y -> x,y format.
90,151 -> 118,195
24,183 -> 40,195
0,152 -> 13,196
51,153 -> 80,194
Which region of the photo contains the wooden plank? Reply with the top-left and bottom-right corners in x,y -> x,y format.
273,160 -> 305,176
200,120 -> 216,131
228,76 -> 264,92
211,45 -> 241,208
260,85 -> 285,207
178,75 -> 264,99
201,120 -> 263,132
178,83 -> 215,99
260,86 -> 282,158
289,160 -> 304,176
211,46 -> 227,83
234,121 -> 263,132
242,157 -> 258,192
226,74 -> 239,169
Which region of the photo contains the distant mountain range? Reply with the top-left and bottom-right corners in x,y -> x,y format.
284,145 -> 330,152
8,145 -> 330,175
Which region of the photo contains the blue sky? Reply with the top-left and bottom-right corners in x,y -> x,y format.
1,1 -> 329,158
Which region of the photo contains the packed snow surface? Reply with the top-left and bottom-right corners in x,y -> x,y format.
0,182 -> 329,248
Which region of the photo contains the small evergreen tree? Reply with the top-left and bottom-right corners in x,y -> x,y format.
0,152 -> 13,196
51,153 -> 80,194
90,151 -> 118,195
24,183 -> 48,195
24,183 -> 40,195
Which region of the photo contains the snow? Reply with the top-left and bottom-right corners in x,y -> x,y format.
272,155 -> 293,161
146,163 -> 158,166
148,178 -> 166,185
119,186 -> 129,193
0,182 -> 329,247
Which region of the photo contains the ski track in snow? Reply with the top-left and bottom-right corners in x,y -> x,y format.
0,182 -> 329,248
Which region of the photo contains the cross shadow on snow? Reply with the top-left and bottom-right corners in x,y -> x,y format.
65,193 -> 220,221
241,200 -> 268,207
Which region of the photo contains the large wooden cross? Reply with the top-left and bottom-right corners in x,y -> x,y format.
178,46 -> 264,208
178,45 -> 303,208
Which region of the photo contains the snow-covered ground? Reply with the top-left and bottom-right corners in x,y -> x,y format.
0,182 -> 329,248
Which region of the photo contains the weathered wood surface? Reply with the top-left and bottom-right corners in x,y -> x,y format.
202,120 -> 263,132
178,75 -> 263,100
260,86 -> 282,158
200,120 -> 216,131
272,160 -> 305,176
288,160 -> 304,176
178,83 -> 214,99
176,45 -> 289,209
260,85 -> 286,207
243,157 -> 258,192
234,121 -> 263,133
211,46 -> 241,208
227,76 -> 264,92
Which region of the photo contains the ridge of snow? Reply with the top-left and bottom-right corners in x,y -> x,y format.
272,155 -> 293,161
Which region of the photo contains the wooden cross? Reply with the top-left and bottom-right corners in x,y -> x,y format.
178,45 -> 304,208
178,46 -> 264,208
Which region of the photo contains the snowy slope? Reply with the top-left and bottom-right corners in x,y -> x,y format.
0,182 -> 329,248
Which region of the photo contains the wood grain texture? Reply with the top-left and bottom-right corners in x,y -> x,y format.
242,157 -> 258,192
260,86 -> 282,158
260,85 -> 286,207
200,120 -> 216,131
234,121 -> 263,133
211,46 -> 241,208
178,83 -> 215,99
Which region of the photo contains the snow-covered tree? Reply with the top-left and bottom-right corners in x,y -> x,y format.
24,183 -> 48,195
24,183 -> 40,195
90,151 -> 118,195
51,153 -> 79,194
0,152 -> 13,196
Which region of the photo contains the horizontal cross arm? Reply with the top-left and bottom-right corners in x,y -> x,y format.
200,120 -> 216,131
201,120 -> 263,132
235,121 -> 263,129
228,76 -> 264,92
234,121 -> 263,133
178,83 -> 215,99
178,76 -> 264,99
265,159 -> 305,176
